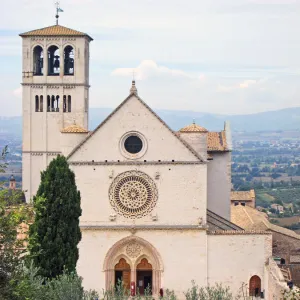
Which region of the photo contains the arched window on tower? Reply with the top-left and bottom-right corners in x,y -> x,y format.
55,95 -> 60,112
64,46 -> 74,75
48,45 -> 60,76
35,95 -> 39,112
51,95 -> 55,111
63,95 -> 67,112
68,95 -> 71,112
33,46 -> 43,76
39,95 -> 43,112
47,95 -> 51,112
249,275 -> 261,297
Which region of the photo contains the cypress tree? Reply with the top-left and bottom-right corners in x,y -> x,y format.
29,155 -> 82,279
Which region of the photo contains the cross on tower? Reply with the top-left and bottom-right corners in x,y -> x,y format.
55,2 -> 63,25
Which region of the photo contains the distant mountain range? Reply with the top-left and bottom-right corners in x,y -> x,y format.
1,107 -> 300,138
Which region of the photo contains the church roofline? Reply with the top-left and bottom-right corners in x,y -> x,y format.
67,91 -> 205,162
19,24 -> 93,41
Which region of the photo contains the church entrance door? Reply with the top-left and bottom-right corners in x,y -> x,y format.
136,258 -> 153,295
115,258 -> 131,290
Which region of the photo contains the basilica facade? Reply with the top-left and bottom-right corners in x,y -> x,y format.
20,24 -> 287,299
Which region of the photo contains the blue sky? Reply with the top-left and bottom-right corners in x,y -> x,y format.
1,0 -> 300,116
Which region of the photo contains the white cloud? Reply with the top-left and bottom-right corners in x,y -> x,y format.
239,80 -> 257,89
1,0 -> 300,115
13,87 -> 22,98
111,60 -> 202,80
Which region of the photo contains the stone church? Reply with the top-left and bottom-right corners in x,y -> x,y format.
20,23 -> 288,298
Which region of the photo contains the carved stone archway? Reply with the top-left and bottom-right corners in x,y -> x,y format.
103,236 -> 163,295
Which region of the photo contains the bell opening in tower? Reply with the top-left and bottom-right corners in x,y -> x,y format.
48,45 -> 60,76
33,46 -> 43,76
64,45 -> 74,76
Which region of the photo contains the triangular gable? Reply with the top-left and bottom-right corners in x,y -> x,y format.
68,92 -> 204,162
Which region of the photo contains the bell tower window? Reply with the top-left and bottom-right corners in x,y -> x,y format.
68,95 -> 72,112
64,46 -> 74,75
35,95 -> 39,112
63,95 -> 71,112
39,95 -> 43,112
33,46 -> 43,76
48,45 -> 60,76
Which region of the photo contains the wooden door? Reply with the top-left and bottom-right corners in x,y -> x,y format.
115,258 -> 131,290
249,275 -> 261,296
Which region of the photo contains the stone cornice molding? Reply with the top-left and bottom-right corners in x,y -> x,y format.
21,83 -> 90,88
208,230 -> 271,235
23,151 -> 61,156
80,224 -> 208,231
69,161 -> 205,166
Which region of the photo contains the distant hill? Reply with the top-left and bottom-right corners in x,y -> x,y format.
1,106 -> 300,138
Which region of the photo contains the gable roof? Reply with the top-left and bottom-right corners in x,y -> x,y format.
231,204 -> 300,240
19,25 -> 93,41
231,190 -> 255,201
61,124 -> 89,133
179,123 -> 208,133
207,209 -> 243,231
207,131 -> 228,152
67,92 -> 205,162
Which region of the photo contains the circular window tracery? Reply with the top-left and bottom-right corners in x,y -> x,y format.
109,171 -> 158,219
119,131 -> 147,160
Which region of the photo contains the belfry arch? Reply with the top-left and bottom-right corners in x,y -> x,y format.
103,236 -> 163,295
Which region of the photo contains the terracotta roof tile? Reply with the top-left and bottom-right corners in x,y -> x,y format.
207,131 -> 228,151
20,25 -> 93,40
61,124 -> 88,133
231,205 -> 300,240
231,190 -> 255,201
179,123 -> 208,133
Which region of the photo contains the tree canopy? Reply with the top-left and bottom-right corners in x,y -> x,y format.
29,155 -> 82,278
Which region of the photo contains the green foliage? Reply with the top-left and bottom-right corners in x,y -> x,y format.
162,289 -> 177,300
0,189 -> 30,298
282,288 -> 300,300
10,261 -> 99,300
184,281 -> 233,300
103,280 -> 130,300
28,155 -> 82,279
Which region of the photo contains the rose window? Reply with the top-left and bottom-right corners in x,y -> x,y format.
109,171 -> 158,219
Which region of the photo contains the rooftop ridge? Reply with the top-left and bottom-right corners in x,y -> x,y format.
20,24 -> 93,41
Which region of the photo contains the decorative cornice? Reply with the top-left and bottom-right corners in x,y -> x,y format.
207,230 -> 271,235
80,224 -> 208,231
69,161 -> 205,166
23,151 -> 61,156
21,83 -> 90,88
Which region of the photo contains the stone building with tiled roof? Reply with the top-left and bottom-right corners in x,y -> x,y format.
232,204 -> 300,286
20,21 -> 289,299
231,189 -> 256,208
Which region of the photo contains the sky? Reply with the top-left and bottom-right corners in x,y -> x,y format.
1,0 -> 300,116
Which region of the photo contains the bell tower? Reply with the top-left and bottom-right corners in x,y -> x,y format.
20,24 -> 93,201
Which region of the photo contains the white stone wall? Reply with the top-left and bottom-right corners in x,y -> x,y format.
179,132 -> 207,161
21,35 -> 91,200
207,152 -> 231,220
69,95 -> 200,162
77,230 -> 208,298
72,164 -> 207,225
207,233 -> 271,297
60,132 -> 88,157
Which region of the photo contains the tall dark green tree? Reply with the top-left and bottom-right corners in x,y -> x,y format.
29,155 -> 82,279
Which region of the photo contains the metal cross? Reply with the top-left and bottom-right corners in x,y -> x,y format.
55,2 -> 60,25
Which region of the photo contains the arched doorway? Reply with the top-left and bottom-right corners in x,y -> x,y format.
103,236 -> 163,295
249,275 -> 261,297
136,258 -> 152,295
115,258 -> 131,290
